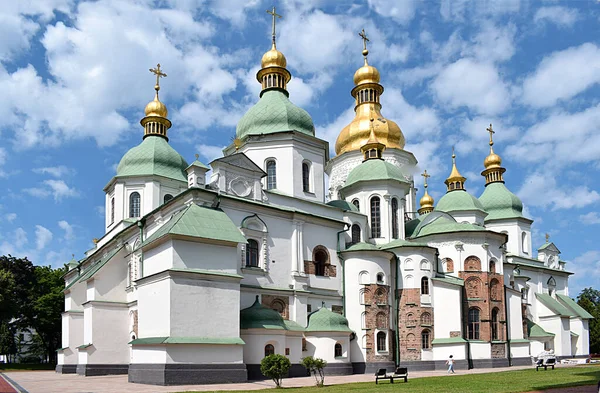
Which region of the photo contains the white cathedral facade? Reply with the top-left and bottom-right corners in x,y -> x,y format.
57,32 -> 592,385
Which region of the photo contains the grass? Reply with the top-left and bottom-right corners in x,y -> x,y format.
0,363 -> 56,371
177,365 -> 600,393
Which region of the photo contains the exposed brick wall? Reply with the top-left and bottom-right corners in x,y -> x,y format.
261,295 -> 289,320
332,305 -> 343,315
398,288 -> 434,361
303,260 -> 337,277
491,343 -> 505,358
363,284 -> 394,363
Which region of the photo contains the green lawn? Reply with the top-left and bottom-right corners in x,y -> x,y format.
178,365 -> 600,393
0,363 -> 56,371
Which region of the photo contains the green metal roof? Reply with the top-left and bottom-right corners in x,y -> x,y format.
326,199 -> 359,212
405,216 -> 422,238
130,337 -> 245,345
380,238 -> 429,250
436,190 -> 487,214
236,90 -> 315,140
240,296 -> 287,330
432,275 -> 465,287
431,337 -> 467,344
413,214 -> 487,238
116,136 -> 188,182
536,293 -> 577,317
556,294 -> 594,319
142,204 -> 246,247
479,182 -> 524,221
284,320 -> 306,331
77,245 -> 125,283
306,307 -> 352,333
186,159 -> 209,171
526,319 -> 555,338
344,159 -> 409,188
345,242 -> 380,252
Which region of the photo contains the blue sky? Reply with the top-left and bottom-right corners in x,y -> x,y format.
0,0 -> 599,295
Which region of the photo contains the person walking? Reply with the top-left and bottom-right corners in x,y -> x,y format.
446,355 -> 455,374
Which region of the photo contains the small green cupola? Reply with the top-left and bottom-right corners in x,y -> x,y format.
306,305 -> 352,333
240,296 -> 286,330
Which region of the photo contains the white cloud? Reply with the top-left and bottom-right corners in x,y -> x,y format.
196,144 -> 226,163
0,147 -> 6,177
579,212 -> 600,225
534,6 -> 579,28
518,172 -> 600,210
440,0 -> 521,22
466,22 -> 516,63
5,213 -> 16,222
317,107 -> 355,155
23,179 -> 79,201
456,117 -> 520,155
35,225 -> 53,250
32,165 -> 72,177
431,58 -> 510,115
368,0 -> 417,25
522,43 -> 600,108
569,250 -> 600,295
58,220 -> 75,241
14,228 -> 27,248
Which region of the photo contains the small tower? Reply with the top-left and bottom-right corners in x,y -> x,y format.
360,118 -> 386,161
481,124 -> 506,184
444,148 -> 466,192
186,154 -> 209,189
141,64 -> 172,140
418,170 -> 434,215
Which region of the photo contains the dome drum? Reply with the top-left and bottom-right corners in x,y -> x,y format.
481,166 -> 506,184
256,67 -> 291,96
141,116 -> 172,140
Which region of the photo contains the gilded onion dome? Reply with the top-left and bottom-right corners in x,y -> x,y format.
445,149 -> 466,192
335,30 -> 405,155
481,124 -> 506,185
141,64 -> 172,140
418,170 -> 434,215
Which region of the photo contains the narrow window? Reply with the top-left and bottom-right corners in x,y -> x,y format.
492,308 -> 499,341
468,308 -> 480,340
422,330 -> 431,349
266,160 -> 276,190
351,224 -> 361,244
334,343 -> 342,357
370,197 -> 381,238
264,344 -> 275,357
163,194 -> 173,204
352,199 -> 360,210
129,192 -> 141,218
246,239 -> 259,267
421,277 -> 429,295
521,232 -> 528,254
377,331 -> 386,351
359,289 -> 366,305
314,249 -> 328,276
302,162 -> 310,192
110,197 -> 115,224
376,273 -> 384,284
391,198 -> 399,239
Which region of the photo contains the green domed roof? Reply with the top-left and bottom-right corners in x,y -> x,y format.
436,190 -> 486,214
412,211 -> 487,238
116,136 -> 188,182
344,159 -> 408,188
236,90 -> 315,140
306,307 -> 352,333
240,296 -> 286,330
479,182 -> 524,221
326,200 -> 359,212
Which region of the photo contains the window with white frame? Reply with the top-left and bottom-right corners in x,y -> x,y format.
302,161 -> 311,192
266,160 -> 276,190
129,192 -> 141,218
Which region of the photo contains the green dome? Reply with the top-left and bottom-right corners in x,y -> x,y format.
344,159 -> 408,188
236,90 -> 315,140
436,190 -> 486,214
326,200 -> 359,212
412,211 -> 487,238
240,297 -> 286,330
306,307 -> 352,333
116,136 -> 188,182
479,182 -> 524,221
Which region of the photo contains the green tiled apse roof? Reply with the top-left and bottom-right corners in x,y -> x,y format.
557,294 -> 594,319
412,214 -> 486,238
326,200 -> 359,212
306,307 -> 352,333
116,136 -> 188,182
76,245 -> 125,284
142,204 -> 246,247
478,182 -> 524,221
436,190 -> 486,214
240,296 -> 287,330
526,319 -> 555,338
344,159 -> 408,188
236,90 -> 315,140
536,293 -> 577,317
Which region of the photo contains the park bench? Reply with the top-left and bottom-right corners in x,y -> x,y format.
535,357 -> 556,371
374,367 -> 408,384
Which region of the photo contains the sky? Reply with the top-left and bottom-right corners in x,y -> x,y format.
0,0 -> 599,295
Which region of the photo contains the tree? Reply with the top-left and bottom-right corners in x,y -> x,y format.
0,322 -> 16,363
260,354 -> 291,388
301,356 -> 327,387
0,270 -> 15,323
577,287 -> 600,354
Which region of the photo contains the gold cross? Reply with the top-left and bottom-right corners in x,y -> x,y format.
195,154 -> 199,160
267,6 -> 282,46
545,233 -> 550,243
421,170 -> 431,188
359,28 -> 370,54
486,123 -> 495,146
149,64 -> 167,91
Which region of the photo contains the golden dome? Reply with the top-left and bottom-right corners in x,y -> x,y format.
420,191 -> 434,209
353,61 -> 380,85
484,149 -> 502,169
261,44 -> 287,68
144,92 -> 168,118
445,150 -> 466,192
481,124 -> 506,184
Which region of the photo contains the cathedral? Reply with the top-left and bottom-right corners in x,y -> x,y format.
56,22 -> 591,385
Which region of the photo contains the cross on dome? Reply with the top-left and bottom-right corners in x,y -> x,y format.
267,6 -> 282,48
421,169 -> 431,188
486,123 -> 495,146
546,233 -> 550,243
359,29 -> 370,62
149,64 -> 167,92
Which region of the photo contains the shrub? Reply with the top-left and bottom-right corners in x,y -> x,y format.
301,356 -> 327,387
260,354 -> 291,388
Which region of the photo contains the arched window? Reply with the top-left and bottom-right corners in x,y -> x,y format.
351,224 -> 361,244
421,277 -> 429,295
491,308 -> 500,341
391,198 -> 399,239
464,255 -> 481,271
314,248 -> 328,276
110,197 -> 115,224
547,276 -> 556,297
442,257 -> 454,273
489,259 -> 496,274
420,259 -> 431,271
266,160 -> 276,190
521,231 -> 528,254
352,199 -> 360,210
421,329 -> 431,349
302,162 -> 310,192
264,344 -> 275,357
375,288 -> 386,304
359,270 -> 369,284
406,312 -> 416,326
376,273 -> 384,284
377,331 -> 387,351
468,308 -> 480,340
163,194 -> 173,204
490,279 -> 500,301
404,258 -> 414,270
420,312 -> 432,326
271,299 -> 285,316
334,343 -> 342,357
129,192 -> 141,218
246,239 -> 259,267
370,196 -> 381,238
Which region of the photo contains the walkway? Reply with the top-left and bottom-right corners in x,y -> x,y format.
0,374 -> 17,393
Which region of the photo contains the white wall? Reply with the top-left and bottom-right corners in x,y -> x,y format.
431,282 -> 462,338
305,333 -> 350,364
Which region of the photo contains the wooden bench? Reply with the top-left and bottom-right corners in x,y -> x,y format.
535,357 -> 556,371
375,367 -> 408,384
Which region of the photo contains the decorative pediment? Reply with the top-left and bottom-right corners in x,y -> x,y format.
208,153 -> 266,201
210,153 -> 266,177
538,242 -> 560,254
241,214 -> 268,233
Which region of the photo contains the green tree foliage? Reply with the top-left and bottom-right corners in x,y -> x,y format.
0,270 -> 15,322
577,287 -> 600,354
301,356 -> 327,387
260,354 -> 291,388
0,322 -> 16,362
